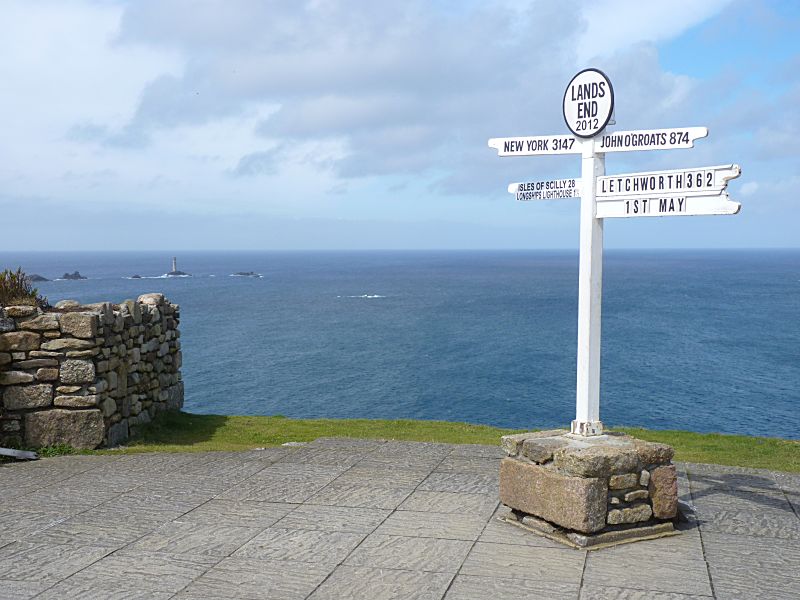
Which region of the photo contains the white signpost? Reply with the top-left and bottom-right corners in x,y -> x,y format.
488,69 -> 741,437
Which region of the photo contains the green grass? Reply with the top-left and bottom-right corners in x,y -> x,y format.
66,411 -> 799,473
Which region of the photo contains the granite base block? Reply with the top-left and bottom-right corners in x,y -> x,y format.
499,430 -> 679,548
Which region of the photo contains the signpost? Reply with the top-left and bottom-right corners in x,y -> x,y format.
488,69 -> 741,437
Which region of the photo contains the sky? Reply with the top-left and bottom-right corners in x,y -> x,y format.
1,0 -> 798,250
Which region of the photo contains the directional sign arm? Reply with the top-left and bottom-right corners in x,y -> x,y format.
595,191 -> 741,219
487,134 -> 582,156
598,127 -> 708,152
596,164 -> 741,198
508,178 -> 582,200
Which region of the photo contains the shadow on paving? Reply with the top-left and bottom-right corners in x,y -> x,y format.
688,470 -> 798,515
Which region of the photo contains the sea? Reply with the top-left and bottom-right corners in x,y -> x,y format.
2,250 -> 798,439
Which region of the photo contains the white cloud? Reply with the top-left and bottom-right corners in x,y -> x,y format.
577,0 -> 735,62
0,0 -> 794,250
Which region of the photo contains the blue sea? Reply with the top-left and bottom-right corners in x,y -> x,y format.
2,250 -> 798,439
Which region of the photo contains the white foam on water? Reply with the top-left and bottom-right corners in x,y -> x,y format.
345,294 -> 386,299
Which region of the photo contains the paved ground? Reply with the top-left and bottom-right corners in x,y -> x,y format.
0,438 -> 798,599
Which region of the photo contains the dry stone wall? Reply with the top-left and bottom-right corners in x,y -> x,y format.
0,293 -> 183,449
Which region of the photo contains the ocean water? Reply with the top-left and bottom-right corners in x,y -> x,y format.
2,250 -> 798,439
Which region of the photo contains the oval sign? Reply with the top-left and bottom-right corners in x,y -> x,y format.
562,68 -> 614,139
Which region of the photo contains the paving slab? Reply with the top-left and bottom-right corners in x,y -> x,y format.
579,588 -> 713,599
0,541 -> 111,582
309,565 -> 454,599
345,534 -> 473,573
460,541 -> 585,582
0,578 -> 53,600
373,510 -> 487,540
273,504 -> 390,533
306,482 -> 412,509
178,556 -> 332,599
34,581 -> 174,600
435,456 -> 501,474
177,499 -> 296,528
332,467 -> 431,489
27,516 -> 155,549
233,528 -> 366,564
444,574 -> 578,600
0,447 -> 796,598
128,520 -> 262,556
582,534 -> 713,597
702,531 -> 800,600
398,490 -> 498,517
418,472 -> 498,494
66,549 -> 218,593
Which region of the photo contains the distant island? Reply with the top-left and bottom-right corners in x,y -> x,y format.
27,273 -> 49,282
61,271 -> 86,280
231,271 -> 263,278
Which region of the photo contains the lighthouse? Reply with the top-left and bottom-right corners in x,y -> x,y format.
166,256 -> 189,277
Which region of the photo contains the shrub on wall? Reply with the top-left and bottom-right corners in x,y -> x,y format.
0,267 -> 48,308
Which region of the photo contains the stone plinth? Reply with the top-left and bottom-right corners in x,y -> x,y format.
499,430 -> 679,548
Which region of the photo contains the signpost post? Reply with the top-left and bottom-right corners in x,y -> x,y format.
488,68 -> 741,438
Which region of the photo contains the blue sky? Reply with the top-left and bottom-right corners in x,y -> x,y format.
0,0 -> 797,250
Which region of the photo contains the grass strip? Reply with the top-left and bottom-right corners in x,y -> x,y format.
72,411 -> 800,473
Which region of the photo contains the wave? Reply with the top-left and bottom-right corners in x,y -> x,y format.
123,274 -> 193,280
338,294 -> 386,299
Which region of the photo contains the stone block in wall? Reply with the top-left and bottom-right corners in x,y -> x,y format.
500,430 -> 568,457
60,359 -> 96,384
59,312 -> 99,339
649,465 -> 678,519
609,473 -> 639,490
0,317 -> 16,333
4,306 -> 37,318
107,420 -> 129,447
123,299 -> 142,324
607,504 -> 653,525
2,384 -> 53,409
553,444 -> 640,478
0,371 -> 35,385
54,395 -> 99,408
101,397 -> 117,417
633,440 -> 675,465
19,315 -> 60,331
29,350 -> 61,358
0,353 -> 12,366
12,358 -> 58,369
0,331 -> 40,352
41,338 -> 95,351
24,409 -> 104,449
166,381 -> 184,410
499,458 -> 607,533
36,368 -> 59,381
